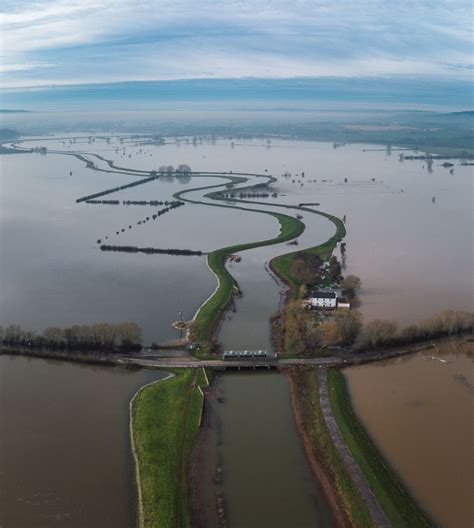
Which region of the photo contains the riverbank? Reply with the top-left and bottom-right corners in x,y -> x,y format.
130,368 -> 209,528
188,211 -> 305,346
286,366 -> 372,527
327,369 -> 433,527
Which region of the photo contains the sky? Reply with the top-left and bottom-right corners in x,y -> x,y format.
1,0 -> 473,89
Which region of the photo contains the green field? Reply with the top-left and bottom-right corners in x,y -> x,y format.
328,370 -> 433,527
131,368 -> 207,528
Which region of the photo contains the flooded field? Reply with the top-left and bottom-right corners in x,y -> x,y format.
1,134 -> 472,527
195,371 -> 334,527
344,338 -> 474,527
0,355 -> 166,528
2,136 -> 471,342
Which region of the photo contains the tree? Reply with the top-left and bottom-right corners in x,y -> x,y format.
356,319 -> 398,349
318,320 -> 340,347
290,252 -> 323,286
328,256 -> 342,281
43,327 -> 65,348
340,275 -> 362,298
116,322 -> 142,349
317,310 -> 362,347
334,310 -> 363,345
176,164 -> 192,175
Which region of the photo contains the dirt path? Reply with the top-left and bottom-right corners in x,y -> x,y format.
318,367 -> 392,528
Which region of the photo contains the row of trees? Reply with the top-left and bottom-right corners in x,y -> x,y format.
98,201 -> 185,242
76,174 -> 158,203
100,245 -> 203,256
122,200 -> 180,206
0,322 -> 142,352
283,304 -> 473,355
151,164 -> 192,176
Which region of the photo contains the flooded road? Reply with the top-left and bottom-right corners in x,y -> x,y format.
195,371 -> 334,528
0,355 -> 166,528
344,338 -> 474,527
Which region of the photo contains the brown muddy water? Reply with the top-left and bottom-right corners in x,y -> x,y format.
195,371 -> 334,528
344,338 -> 474,527
0,355 -> 166,527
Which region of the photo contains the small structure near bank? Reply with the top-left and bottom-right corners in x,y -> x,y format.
309,288 -> 349,310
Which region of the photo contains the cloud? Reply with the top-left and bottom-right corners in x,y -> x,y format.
1,0 -> 472,87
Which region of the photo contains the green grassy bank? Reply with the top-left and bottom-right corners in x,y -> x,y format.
288,366 -> 373,526
271,207 -> 346,298
190,211 -> 305,343
328,370 -> 433,527
131,368 -> 208,528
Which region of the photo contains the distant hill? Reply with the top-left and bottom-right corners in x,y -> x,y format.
445,110 -> 474,116
0,109 -> 32,113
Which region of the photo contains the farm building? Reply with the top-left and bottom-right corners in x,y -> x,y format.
310,289 -> 338,309
310,288 -> 350,310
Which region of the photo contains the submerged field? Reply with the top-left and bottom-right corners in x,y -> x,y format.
1,134 -> 472,527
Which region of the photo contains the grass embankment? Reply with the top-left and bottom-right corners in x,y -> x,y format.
191,212 -> 305,343
288,366 -> 373,526
328,370 -> 433,527
131,368 -> 209,528
271,207 -> 346,298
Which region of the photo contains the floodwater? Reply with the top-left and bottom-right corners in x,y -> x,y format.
0,148 -> 275,343
1,135 -> 472,527
3,136 -> 472,340
344,338 -> 474,527
0,354 -> 166,528
196,371 -> 334,527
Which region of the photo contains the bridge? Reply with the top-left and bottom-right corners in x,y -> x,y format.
120,355 -> 343,371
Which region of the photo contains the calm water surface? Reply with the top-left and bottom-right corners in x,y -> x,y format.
197,371 -> 334,528
345,338 -> 474,527
0,355 -> 166,527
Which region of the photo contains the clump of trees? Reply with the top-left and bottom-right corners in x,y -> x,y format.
328,255 -> 342,281
318,311 -> 363,347
0,322 -> 142,352
340,274 -> 362,299
282,300 -> 321,354
290,252 -> 323,286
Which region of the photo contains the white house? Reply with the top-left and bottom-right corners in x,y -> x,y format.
310,290 -> 338,309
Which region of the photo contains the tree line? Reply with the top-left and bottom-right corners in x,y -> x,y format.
76,174 -> 158,203
100,245 -> 203,256
281,305 -> 473,355
0,322 -> 142,352
122,200 -> 181,206
97,202 -> 185,243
